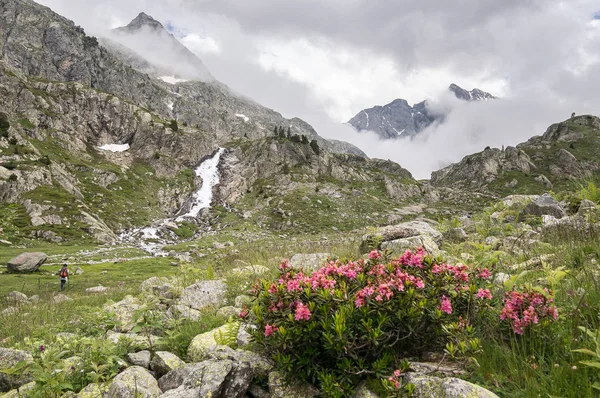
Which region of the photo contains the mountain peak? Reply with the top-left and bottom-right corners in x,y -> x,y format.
448,83 -> 496,101
122,12 -> 165,32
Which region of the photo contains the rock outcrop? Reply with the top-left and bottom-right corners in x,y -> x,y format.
7,252 -> 47,273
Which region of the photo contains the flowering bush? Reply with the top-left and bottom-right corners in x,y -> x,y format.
249,248 -> 495,396
500,287 -> 558,335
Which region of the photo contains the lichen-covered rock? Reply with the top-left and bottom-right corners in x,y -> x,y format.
360,221 -> 442,254
0,348 -> 34,392
51,294 -> 73,304
7,252 -> 47,273
216,306 -> 242,319
158,363 -> 205,392
289,253 -> 331,272
103,295 -> 141,332
127,351 -> 152,369
208,346 -> 273,377
108,366 -> 161,398
76,382 -> 109,398
150,351 -> 185,378
405,374 -> 499,398
442,228 -> 468,243
519,194 -> 566,220
159,359 -> 233,398
187,325 -> 230,362
177,280 -> 226,311
166,304 -> 202,321
268,371 -> 320,398
234,295 -> 253,308
85,285 -> 108,294
140,276 -> 169,293
381,234 -> 440,256
1,381 -> 35,398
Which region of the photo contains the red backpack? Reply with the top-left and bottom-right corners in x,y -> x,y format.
60,267 -> 68,278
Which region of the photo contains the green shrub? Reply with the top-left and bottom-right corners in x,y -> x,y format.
3,161 -> 17,170
0,112 -> 9,138
249,248 -> 496,396
168,119 -> 179,132
173,221 -> 197,239
8,174 -> 17,182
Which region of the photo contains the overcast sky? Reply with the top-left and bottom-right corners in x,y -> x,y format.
37,0 -> 600,178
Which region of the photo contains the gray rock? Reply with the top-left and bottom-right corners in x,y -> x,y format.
187,326 -> 230,362
51,294 -> 73,304
158,363 -> 205,392
140,277 -> 169,292
231,264 -> 270,276
74,267 -> 84,275
159,359 -> 233,398
28,295 -> 40,303
289,253 -> 331,272
1,381 -> 35,398
535,174 -> 553,189
166,304 -> 202,321
108,366 -> 161,398
519,194 -> 566,220
86,285 -> 109,294
0,348 -> 34,392
360,221 -> 442,253
442,228 -> 468,243
150,352 -> 185,378
268,371 -> 320,398
217,306 -> 242,319
381,234 -> 440,256
234,295 -> 253,308
177,280 -> 226,311
208,346 -> 273,377
127,351 -> 152,368
578,199 -> 597,216
6,291 -> 28,303
75,382 -> 109,398
7,252 -> 47,273
103,295 -> 142,332
351,382 -> 380,398
405,374 -> 499,398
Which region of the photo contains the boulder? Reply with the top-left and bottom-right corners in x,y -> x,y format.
108,366 -> 161,398
234,295 -> 253,308
519,194 -> 566,220
1,381 -> 35,398
217,306 -> 242,318
103,295 -> 141,332
7,252 -> 47,273
208,346 -> 273,377
150,351 -> 185,378
177,280 -> 226,311
289,253 -> 331,272
0,348 -> 34,392
74,267 -> 84,275
86,285 -> 108,294
76,383 -> 109,398
140,277 -> 169,293
405,374 -> 499,398
268,371 -> 320,398
51,294 -> 73,304
6,291 -> 28,303
381,234 -> 440,256
166,304 -> 202,321
351,382 -> 380,398
360,221 -> 442,254
159,359 -> 234,398
187,325 -> 230,362
158,363 -> 206,392
442,228 -> 468,243
127,350 -> 152,368
578,199 -> 597,216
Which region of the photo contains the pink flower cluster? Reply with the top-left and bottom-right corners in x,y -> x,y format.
500,289 -> 558,334
387,369 -> 403,390
440,295 -> 453,314
264,324 -> 279,337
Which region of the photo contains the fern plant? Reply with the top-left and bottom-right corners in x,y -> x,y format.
214,316 -> 241,348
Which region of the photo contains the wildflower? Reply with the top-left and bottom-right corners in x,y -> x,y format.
369,250 -> 382,260
264,324 -> 278,337
393,369 -> 402,377
294,302 -> 311,321
572,365 -> 577,370
478,268 -> 492,279
268,284 -> 278,294
39,345 -> 45,353
476,288 -> 493,300
440,295 -> 453,314
239,308 -> 249,319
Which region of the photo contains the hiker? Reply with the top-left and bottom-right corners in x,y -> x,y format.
571,112 -> 576,119
59,264 -> 69,291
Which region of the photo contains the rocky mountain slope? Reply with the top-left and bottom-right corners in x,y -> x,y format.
0,0 -> 417,245
348,84 -> 496,139
430,115 -> 600,196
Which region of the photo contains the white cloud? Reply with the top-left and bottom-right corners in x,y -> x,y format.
180,34 -> 221,54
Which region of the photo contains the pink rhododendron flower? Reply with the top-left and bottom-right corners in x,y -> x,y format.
476,288 -> 492,300
478,268 -> 492,279
268,284 -> 278,294
369,250 -> 382,260
294,302 -> 311,321
264,324 -> 278,337
440,295 -> 453,314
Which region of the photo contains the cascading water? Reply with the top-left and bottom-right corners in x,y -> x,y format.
118,148 -> 225,254
177,148 -> 225,220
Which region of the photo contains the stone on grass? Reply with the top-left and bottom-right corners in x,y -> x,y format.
519,194 -> 566,220
360,221 -> 443,254
140,277 -> 169,293
108,366 -> 161,398
74,267 -> 84,275
6,291 -> 28,303
166,304 -> 202,321
289,253 -> 331,273
187,325 -> 230,362
127,351 -> 152,368
150,351 -> 185,378
1,381 -> 35,398
177,280 -> 226,311
159,359 -> 233,398
86,285 -> 108,294
7,252 -> 47,273
0,348 -> 33,392
103,295 -> 141,332
51,294 -> 73,304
